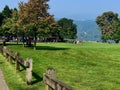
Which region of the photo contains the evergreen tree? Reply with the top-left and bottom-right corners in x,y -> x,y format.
0,12 -> 4,26
2,8 -> 19,36
0,5 -> 13,36
0,12 -> 4,35
0,5 -> 12,35
2,5 -> 12,19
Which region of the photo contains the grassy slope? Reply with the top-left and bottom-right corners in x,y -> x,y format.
1,42 -> 120,90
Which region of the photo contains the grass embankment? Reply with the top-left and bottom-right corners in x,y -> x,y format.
1,42 -> 120,90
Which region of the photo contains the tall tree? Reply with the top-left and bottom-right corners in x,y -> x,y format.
2,5 -> 12,19
2,8 -> 19,36
0,12 -> 4,35
9,8 -> 21,44
0,5 -> 13,36
57,18 -> 77,41
0,5 -> 12,35
0,12 -> 4,26
18,0 -> 55,50
96,11 -> 120,42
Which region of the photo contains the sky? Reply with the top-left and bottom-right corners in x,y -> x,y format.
0,0 -> 120,20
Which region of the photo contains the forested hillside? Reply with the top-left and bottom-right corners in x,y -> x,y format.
74,20 -> 101,41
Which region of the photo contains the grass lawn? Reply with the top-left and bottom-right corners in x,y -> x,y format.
1,42 -> 120,90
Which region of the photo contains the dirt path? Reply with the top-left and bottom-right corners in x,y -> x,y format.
0,69 -> 9,90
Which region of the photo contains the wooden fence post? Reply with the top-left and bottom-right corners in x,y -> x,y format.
6,49 -> 9,60
3,47 -> 6,57
45,68 -> 56,90
57,84 -> 61,90
3,40 -> 6,46
45,84 -> 50,90
0,46 -> 3,55
9,50 -> 13,64
26,58 -> 32,85
46,68 -> 56,79
3,47 -> 5,56
43,68 -> 74,90
4,47 -> 9,60
15,52 -> 20,72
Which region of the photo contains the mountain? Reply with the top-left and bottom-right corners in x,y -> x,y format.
74,20 -> 101,41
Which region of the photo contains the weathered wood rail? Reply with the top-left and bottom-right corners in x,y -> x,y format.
43,68 -> 74,90
0,46 -> 32,85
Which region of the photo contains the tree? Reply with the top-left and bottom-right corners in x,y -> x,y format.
9,8 -> 21,44
18,0 -> 56,50
2,8 -> 19,36
0,12 -> 4,35
0,5 -> 13,36
0,5 -> 12,35
96,11 -> 120,42
0,12 -> 4,26
2,5 -> 12,19
57,18 -> 77,41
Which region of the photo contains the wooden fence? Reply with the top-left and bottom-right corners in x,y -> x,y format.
43,68 -> 74,90
0,46 -> 32,85
0,46 -> 74,89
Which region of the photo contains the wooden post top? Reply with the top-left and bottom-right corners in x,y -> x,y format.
46,68 -> 56,79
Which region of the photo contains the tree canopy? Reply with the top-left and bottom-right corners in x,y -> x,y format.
96,11 -> 120,42
0,5 -> 13,36
18,0 -> 56,49
57,18 -> 77,41
2,5 -> 12,19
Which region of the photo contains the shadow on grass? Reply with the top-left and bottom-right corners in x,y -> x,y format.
32,71 -> 43,85
0,43 -> 23,46
36,46 -> 70,51
0,61 -> 4,64
19,68 -> 42,84
5,43 -> 23,46
0,42 -> 70,51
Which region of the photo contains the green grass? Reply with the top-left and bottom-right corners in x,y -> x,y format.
1,42 -> 120,90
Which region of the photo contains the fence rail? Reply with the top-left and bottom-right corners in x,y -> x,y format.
0,46 -> 32,85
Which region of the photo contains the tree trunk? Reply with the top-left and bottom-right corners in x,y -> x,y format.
3,41 -> 6,46
34,31 -> 37,50
17,35 -> 19,45
22,34 -> 25,47
115,40 -> 119,43
102,39 -> 107,43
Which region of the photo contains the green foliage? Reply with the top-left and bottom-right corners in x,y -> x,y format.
0,12 -> 4,26
0,5 -> 13,35
18,0 -> 55,36
1,18 -> 12,36
0,13 -> 4,35
1,8 -> 19,36
96,11 -> 120,41
2,5 -> 12,19
57,18 -> 77,40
